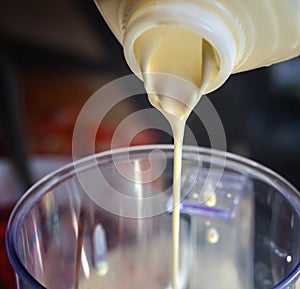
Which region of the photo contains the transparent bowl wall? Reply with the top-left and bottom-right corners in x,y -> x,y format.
5,145 -> 300,289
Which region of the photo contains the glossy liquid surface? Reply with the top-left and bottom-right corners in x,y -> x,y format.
135,25 -> 219,289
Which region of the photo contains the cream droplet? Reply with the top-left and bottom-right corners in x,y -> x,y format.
205,192 -> 217,207
207,228 -> 219,244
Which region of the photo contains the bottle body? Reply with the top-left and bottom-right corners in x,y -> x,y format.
95,0 -> 300,93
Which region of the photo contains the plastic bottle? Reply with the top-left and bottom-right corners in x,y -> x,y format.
94,0 -> 300,94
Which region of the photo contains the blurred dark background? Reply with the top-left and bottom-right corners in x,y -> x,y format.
3,0 -> 297,182
0,1 -> 299,287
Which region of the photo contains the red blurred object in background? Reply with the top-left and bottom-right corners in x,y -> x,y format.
0,157 -> 70,289
0,206 -> 16,289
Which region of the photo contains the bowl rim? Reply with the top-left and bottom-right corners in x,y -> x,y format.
5,144 -> 300,289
